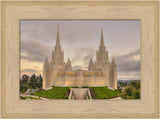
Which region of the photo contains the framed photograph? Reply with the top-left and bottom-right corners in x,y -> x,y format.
0,0 -> 159,118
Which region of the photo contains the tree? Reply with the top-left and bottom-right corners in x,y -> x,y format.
117,86 -> 122,92
38,75 -> 43,89
121,80 -> 140,99
20,85 -> 28,93
22,74 -> 29,82
20,74 -> 29,86
36,75 -> 43,89
28,74 -> 43,89
20,73 -> 43,93
29,74 -> 37,89
126,87 -> 133,96
132,89 -> 140,99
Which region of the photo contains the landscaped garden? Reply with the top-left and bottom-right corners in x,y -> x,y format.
90,87 -> 122,99
31,86 -> 121,99
33,87 -> 69,99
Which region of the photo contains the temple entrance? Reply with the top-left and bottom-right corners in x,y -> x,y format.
68,88 -> 92,100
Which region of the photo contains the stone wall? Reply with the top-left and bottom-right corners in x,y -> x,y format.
53,75 -> 108,87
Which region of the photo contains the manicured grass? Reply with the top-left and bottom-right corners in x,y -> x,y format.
91,87 -> 122,99
32,86 -> 121,99
33,87 -> 69,99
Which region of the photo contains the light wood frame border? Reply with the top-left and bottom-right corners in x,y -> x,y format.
0,0 -> 159,119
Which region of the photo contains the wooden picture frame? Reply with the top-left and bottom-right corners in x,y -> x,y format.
0,0 -> 159,118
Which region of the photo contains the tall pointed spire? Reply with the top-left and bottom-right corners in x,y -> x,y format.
67,57 -> 71,64
100,27 -> 105,47
66,57 -> 72,70
55,24 -> 61,49
88,58 -> 94,70
45,58 -> 48,64
44,58 -> 49,68
89,58 -> 93,65
112,57 -> 116,66
52,24 -> 65,65
96,27 -> 108,66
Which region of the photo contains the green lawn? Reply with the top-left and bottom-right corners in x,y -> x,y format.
91,87 -> 122,99
33,87 -> 69,99
32,86 -> 121,99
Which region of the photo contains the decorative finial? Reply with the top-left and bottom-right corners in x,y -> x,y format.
55,24 -> 61,49
57,24 -> 59,32
67,57 -> 71,63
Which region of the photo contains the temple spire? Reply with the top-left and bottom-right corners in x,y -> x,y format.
100,27 -> 105,47
112,57 -> 116,66
55,24 -> 61,49
67,57 -> 71,64
89,58 -> 93,65
45,58 -> 48,64
52,24 -> 64,65
44,58 -> 49,67
88,58 -> 94,70
66,57 -> 72,70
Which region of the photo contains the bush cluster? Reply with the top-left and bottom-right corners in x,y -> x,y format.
121,80 -> 140,99
20,74 -> 42,93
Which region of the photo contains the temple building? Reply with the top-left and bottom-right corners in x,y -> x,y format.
43,24 -> 117,90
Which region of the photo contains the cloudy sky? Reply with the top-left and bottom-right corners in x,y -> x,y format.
20,20 -> 140,80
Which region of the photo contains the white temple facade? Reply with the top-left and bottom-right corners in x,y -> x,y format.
43,24 -> 117,90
